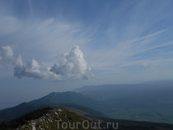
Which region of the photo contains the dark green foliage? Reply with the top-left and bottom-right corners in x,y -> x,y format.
0,122 -> 10,130
0,102 -> 45,122
10,107 -> 52,128
0,102 -> 107,123
0,107 -> 52,130
68,117 -> 72,120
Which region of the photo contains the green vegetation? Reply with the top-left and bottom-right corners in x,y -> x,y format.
1,107 -> 173,130
0,107 -> 52,130
0,102 -> 45,122
0,107 -> 96,130
0,102 -> 107,124
76,84 -> 173,124
101,107 -> 173,124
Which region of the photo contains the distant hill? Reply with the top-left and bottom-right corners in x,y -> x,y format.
1,84 -> 173,124
144,80 -> 173,86
74,84 -> 173,124
74,84 -> 173,107
29,91 -> 101,109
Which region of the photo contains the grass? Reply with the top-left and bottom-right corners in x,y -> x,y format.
16,109 -> 95,130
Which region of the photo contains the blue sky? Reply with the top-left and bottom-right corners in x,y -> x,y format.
0,0 -> 173,109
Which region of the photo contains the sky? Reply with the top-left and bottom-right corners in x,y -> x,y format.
0,0 -> 173,109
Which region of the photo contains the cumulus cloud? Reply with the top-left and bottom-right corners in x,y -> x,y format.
50,45 -> 94,80
14,57 -> 50,80
0,45 -> 94,81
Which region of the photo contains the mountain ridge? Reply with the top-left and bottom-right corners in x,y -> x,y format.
1,107 -> 173,130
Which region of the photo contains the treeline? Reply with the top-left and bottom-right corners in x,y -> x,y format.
0,107 -> 52,130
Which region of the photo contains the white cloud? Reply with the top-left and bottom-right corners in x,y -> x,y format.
0,45 -> 14,65
0,45 -> 94,81
14,57 -> 50,80
50,45 -> 94,80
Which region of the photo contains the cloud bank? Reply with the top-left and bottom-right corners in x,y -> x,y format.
0,45 -> 94,81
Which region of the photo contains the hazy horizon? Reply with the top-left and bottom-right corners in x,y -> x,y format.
1,79 -> 173,110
